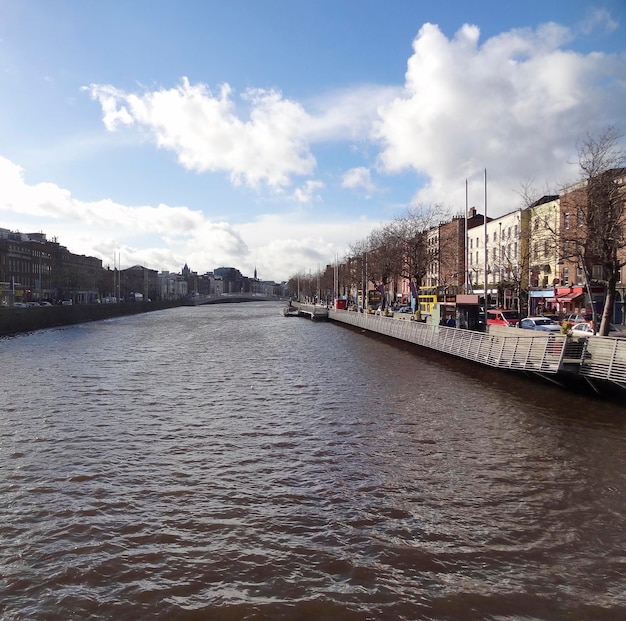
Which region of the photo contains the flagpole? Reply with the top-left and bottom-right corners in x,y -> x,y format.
465,178 -> 469,292
483,169 -> 488,308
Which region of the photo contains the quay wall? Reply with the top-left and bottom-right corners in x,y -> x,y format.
1,296 -> 287,337
0,300 -> 184,337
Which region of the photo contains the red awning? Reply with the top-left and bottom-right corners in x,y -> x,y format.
546,292 -> 584,303
556,293 -> 584,303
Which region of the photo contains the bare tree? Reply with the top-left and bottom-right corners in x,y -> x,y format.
342,204 -> 445,311
286,270 -> 317,301
561,127 -> 626,335
393,203 -> 448,298
345,239 -> 369,308
363,223 -> 404,309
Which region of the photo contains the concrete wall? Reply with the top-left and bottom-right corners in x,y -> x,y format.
0,300 -> 183,337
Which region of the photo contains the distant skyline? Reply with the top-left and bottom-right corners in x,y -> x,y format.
1,0 -> 625,281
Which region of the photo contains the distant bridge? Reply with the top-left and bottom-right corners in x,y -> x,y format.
184,294 -> 286,306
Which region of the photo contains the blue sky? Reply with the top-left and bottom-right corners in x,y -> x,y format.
1,0 -> 625,281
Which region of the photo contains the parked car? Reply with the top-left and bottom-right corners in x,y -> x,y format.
397,306 -> 413,314
542,314 -> 561,323
518,317 -> 561,332
39,301 -> 52,307
561,313 -> 592,326
486,309 -> 520,327
12,302 -> 27,308
570,323 -> 626,338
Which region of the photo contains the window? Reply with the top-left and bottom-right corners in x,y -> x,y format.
592,265 -> 603,280
564,213 -> 570,229
507,227 -> 511,239
492,248 -> 496,260
534,218 -> 539,231
470,238 -> 473,249
566,240 -> 575,256
544,240 -> 549,256
563,267 -> 569,285
544,215 -> 550,229
514,224 -> 518,238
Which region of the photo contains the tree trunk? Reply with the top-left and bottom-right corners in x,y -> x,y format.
599,273 -> 617,335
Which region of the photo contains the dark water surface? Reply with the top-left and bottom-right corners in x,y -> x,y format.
1,302 -> 625,620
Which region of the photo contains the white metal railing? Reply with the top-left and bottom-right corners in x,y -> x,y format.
291,302 -> 330,319
329,309 -> 567,374
328,310 -> 626,386
579,337 -> 626,385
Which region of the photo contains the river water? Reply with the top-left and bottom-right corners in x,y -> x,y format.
1,302 -> 625,621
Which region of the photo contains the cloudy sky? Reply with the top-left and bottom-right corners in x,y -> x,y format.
1,0 -> 625,282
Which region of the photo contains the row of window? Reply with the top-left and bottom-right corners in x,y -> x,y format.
2,260 -> 52,274
469,224 -> 520,249
468,244 -> 520,267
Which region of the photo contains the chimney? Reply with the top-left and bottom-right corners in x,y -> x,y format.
468,206 -> 477,218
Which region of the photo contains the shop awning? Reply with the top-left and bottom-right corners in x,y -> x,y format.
555,293 -> 584,303
530,289 -> 556,298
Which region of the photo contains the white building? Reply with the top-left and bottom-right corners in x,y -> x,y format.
157,271 -> 188,300
467,208 -> 524,308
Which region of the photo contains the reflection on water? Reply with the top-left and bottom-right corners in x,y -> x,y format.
1,303 -> 625,620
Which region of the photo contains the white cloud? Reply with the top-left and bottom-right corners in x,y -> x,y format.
374,21 -> 626,215
85,78 -> 399,196
236,213 -> 377,280
341,167 -> 378,197
7,17 -> 625,283
85,78 -> 318,190
84,22 -> 626,221
304,84 -> 401,142
577,8 -> 619,36
0,156 -> 378,282
292,179 -> 324,203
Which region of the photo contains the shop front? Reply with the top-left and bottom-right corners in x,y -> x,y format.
528,289 -> 555,316
549,286 -> 605,319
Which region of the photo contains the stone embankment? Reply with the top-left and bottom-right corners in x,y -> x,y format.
1,296 -> 288,337
0,300 -> 183,337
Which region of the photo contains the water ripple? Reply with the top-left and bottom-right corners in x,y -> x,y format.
1,303 -> 625,620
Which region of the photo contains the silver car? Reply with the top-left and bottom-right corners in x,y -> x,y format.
571,323 -> 626,338
518,317 -> 561,332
